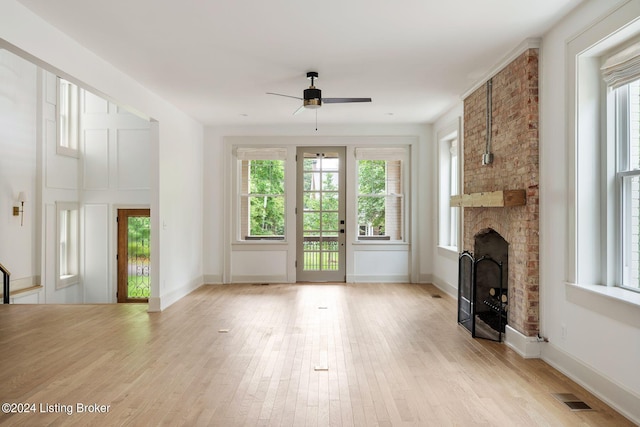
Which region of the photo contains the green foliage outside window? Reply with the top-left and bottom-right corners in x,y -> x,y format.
358,160 -> 387,235
302,168 -> 338,233
128,217 -> 150,258
248,160 -> 285,236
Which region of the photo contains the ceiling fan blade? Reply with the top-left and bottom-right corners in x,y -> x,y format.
266,92 -> 303,100
322,97 -> 372,104
292,105 -> 305,115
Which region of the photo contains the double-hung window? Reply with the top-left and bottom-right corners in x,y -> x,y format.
438,123 -> 460,250
603,42 -> 640,292
57,77 -> 79,157
56,202 -> 79,288
355,147 -> 407,241
236,147 -> 286,240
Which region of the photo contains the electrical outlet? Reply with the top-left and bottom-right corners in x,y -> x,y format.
561,324 -> 567,340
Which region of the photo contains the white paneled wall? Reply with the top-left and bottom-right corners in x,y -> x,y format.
116,129 -> 150,190
83,129 -> 109,189
40,70 -> 81,303
83,204 -> 109,302
4,66 -> 151,304
2,0 -> 204,311
80,89 -> 151,303
0,49 -> 37,296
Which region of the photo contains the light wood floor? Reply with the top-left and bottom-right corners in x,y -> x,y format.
0,283 -> 634,426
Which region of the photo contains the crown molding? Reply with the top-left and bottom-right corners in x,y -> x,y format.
461,38 -> 542,100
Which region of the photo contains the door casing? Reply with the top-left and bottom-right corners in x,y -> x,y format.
296,147 -> 346,282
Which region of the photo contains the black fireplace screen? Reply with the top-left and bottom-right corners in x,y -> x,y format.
458,251 -> 507,342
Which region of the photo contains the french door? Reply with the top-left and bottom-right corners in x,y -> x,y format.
296,147 -> 346,282
117,209 -> 150,303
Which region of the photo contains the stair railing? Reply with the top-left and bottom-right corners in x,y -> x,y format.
0,262 -> 10,304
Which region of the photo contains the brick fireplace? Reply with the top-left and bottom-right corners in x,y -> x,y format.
460,47 -> 539,337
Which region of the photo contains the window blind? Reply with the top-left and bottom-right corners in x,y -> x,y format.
602,41 -> 640,89
235,147 -> 287,161
354,147 -> 407,161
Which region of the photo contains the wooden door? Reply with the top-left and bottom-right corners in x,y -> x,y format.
117,209 -> 150,303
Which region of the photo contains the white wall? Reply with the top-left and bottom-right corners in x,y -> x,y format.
0,49 -> 38,294
430,104 -> 464,298
203,123 -> 431,284
0,0 -> 204,311
539,0 -> 640,422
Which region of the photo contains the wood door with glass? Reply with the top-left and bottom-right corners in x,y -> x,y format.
117,209 -> 150,303
297,147 -> 346,282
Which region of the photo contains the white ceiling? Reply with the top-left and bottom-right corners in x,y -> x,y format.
17,0 -> 582,127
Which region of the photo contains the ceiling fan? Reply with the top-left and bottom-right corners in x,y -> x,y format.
267,71 -> 372,115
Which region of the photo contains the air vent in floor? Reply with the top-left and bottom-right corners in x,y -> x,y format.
551,393 -> 593,411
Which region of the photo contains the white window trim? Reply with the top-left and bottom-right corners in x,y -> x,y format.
56,202 -> 79,289
613,81 -> 640,291
354,146 -> 409,244
233,146 -> 288,243
437,118 -> 462,252
567,4 -> 640,311
56,77 -> 80,158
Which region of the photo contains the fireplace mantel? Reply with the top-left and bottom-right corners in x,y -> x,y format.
450,190 -> 526,208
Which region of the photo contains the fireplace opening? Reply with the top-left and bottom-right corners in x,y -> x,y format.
457,229 -> 508,342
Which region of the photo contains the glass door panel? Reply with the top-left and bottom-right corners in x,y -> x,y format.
117,209 -> 151,302
297,147 -> 345,281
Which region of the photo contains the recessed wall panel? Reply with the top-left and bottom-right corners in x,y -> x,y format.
116,129 -> 150,190
45,118 -> 78,189
83,129 -> 109,189
84,204 -> 110,303
83,90 -> 109,114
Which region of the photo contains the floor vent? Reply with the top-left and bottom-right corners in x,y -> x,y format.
552,393 -> 593,411
431,294 -> 442,298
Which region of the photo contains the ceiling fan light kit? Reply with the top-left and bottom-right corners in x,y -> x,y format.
267,71 -> 371,113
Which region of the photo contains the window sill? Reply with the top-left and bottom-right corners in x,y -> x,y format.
352,241 -> 409,249
565,282 -> 640,329
357,236 -> 391,241
232,241 -> 288,250
56,145 -> 79,158
243,236 -> 286,241
56,274 -> 79,289
437,245 -> 459,257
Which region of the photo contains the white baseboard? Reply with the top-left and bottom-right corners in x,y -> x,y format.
229,275 -> 289,284
148,275 -> 203,312
203,274 -> 223,284
417,273 -> 432,284
428,274 -> 458,299
347,274 -> 410,283
542,343 -> 640,425
147,297 -> 161,312
504,325 -> 542,358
